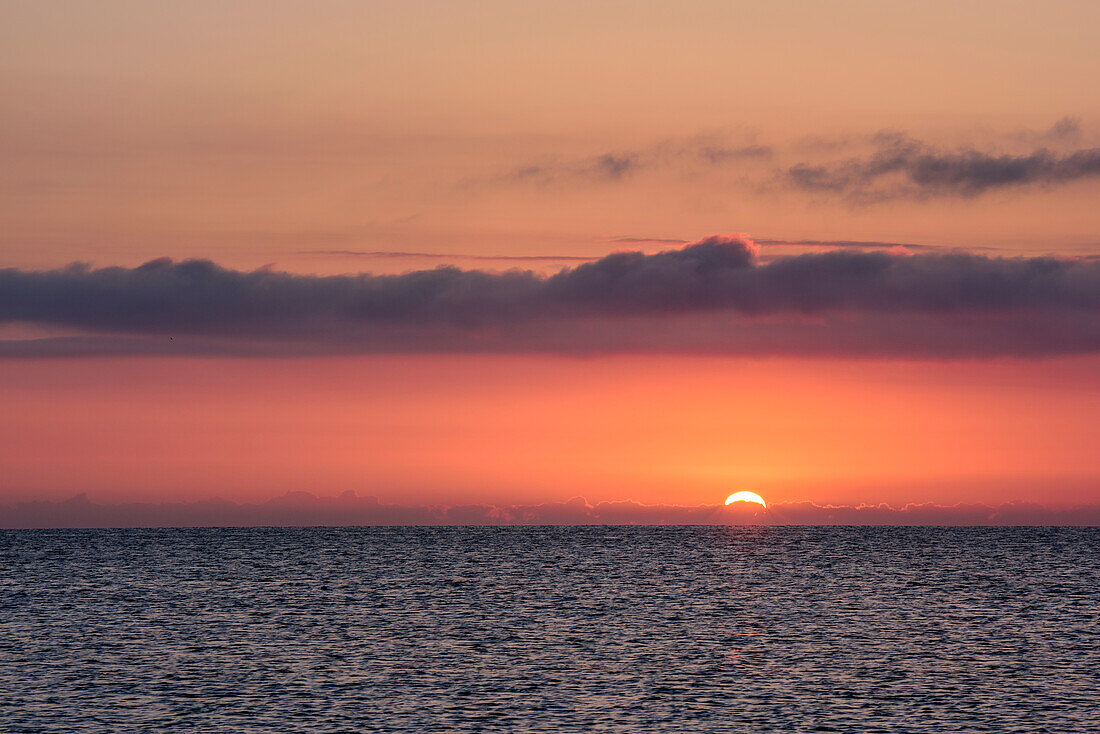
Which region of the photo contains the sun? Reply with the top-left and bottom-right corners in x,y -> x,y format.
724,491 -> 767,509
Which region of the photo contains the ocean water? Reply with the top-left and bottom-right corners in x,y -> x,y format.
1,527 -> 1097,733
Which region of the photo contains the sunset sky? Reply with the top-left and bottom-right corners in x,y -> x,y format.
2,1 -> 1099,519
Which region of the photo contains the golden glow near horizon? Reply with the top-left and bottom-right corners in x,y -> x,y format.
725,491 -> 767,509
1,355 -> 1098,507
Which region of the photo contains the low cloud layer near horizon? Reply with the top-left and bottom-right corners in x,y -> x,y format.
2,235 -> 1099,358
4,492 -> 1099,528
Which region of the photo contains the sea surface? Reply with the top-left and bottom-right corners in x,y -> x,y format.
2,527 -> 1098,733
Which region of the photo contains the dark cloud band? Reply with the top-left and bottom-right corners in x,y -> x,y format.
788,137 -> 1100,200
2,235 -> 1098,357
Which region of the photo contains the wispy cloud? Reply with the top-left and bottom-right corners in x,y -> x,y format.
497,119 -> 1098,202
505,139 -> 772,185
507,152 -> 642,184
755,238 -> 940,251
1045,116 -> 1083,142
614,237 -> 1003,253
302,250 -> 598,263
606,237 -> 690,246
1008,116 -> 1083,145
2,235 -> 1098,358
786,134 -> 1100,201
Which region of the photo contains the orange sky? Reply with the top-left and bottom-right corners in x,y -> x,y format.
2,2 -> 1098,511
1,355 -> 1096,507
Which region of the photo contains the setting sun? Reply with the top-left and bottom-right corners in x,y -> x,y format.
724,491 -> 767,509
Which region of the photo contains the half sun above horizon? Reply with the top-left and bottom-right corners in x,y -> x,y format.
724,491 -> 768,509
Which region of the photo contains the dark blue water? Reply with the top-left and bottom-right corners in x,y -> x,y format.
2,527 -> 1097,733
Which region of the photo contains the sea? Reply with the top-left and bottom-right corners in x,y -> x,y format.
2,526 -> 1097,733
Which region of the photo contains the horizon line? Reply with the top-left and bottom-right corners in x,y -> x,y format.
5,493 -> 1099,529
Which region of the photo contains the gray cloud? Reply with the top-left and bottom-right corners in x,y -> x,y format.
1047,116 -> 1083,141
2,235 -> 1098,358
500,120 -> 1095,198
593,153 -> 637,179
507,141 -> 772,184
788,135 -> 1100,200
614,237 -> 1004,253
508,153 -> 641,184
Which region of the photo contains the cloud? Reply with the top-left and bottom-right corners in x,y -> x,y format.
607,237 -> 690,246
787,135 -> 1100,200
2,235 -> 1099,358
755,238 -> 944,252
302,250 -> 598,263
1046,116 -> 1083,141
506,139 -> 772,184
614,237 -> 1004,254
697,144 -> 773,163
498,120 -> 1092,196
507,152 -> 641,184
3,493 -> 1098,528
593,153 -> 637,179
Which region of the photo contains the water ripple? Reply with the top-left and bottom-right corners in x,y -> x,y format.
1,527 -> 1097,732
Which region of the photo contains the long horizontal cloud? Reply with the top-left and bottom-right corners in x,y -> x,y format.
302,249 -> 598,263
3,493 -> 1099,528
496,121 -> 1094,200
613,236 -> 1000,253
506,140 -> 772,184
788,136 -> 1100,200
2,235 -> 1099,358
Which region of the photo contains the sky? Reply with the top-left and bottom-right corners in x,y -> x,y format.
2,1 -> 1099,522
